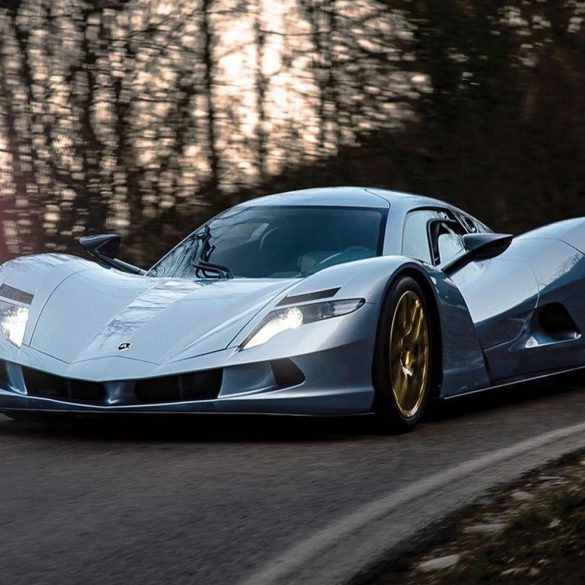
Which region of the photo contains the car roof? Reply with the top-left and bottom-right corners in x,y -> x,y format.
241,186 -> 452,211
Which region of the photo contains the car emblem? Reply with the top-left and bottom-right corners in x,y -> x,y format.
118,342 -> 132,351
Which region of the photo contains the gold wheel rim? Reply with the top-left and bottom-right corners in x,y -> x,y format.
389,290 -> 430,418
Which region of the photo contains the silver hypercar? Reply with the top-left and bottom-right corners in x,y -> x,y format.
2,187 -> 585,431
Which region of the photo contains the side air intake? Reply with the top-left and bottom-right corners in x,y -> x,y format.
537,303 -> 580,341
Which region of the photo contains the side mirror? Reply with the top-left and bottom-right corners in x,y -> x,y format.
79,234 -> 146,275
462,233 -> 513,258
443,232 -> 513,275
79,234 -> 121,259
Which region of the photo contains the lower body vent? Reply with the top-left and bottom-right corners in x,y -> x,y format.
134,369 -> 222,403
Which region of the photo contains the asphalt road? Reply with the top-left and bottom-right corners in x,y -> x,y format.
2,381 -> 585,585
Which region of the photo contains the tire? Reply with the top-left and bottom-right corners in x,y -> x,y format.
373,275 -> 434,432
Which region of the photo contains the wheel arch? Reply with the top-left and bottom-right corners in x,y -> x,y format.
376,265 -> 443,399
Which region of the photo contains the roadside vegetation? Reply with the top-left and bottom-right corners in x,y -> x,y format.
368,449 -> 585,585
1,2 -> 584,265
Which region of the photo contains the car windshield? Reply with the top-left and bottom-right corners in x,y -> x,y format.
148,205 -> 386,279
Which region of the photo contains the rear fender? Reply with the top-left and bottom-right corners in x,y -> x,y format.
518,218 -> 585,254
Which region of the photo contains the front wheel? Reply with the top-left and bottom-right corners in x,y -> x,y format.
373,276 -> 434,432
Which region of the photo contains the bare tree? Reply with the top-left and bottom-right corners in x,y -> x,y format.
201,0 -> 219,193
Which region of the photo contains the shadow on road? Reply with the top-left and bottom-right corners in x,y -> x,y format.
1,376 -> 583,443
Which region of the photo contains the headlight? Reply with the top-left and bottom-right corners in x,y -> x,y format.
0,301 -> 30,348
242,298 -> 365,349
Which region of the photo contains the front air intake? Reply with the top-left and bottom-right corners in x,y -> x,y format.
134,369 -> 222,403
271,359 -> 305,388
0,360 -> 8,389
22,367 -> 105,402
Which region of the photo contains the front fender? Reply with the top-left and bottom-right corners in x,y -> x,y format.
227,256 -> 420,362
0,254 -> 93,358
228,256 -> 491,398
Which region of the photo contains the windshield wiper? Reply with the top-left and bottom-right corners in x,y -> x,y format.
192,225 -> 233,279
192,260 -> 233,279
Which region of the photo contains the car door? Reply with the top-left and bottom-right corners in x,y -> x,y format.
403,208 -> 540,383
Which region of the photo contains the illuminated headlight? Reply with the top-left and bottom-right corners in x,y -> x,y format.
242,298 -> 365,350
0,301 -> 30,348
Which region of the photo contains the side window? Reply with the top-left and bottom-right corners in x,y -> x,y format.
457,212 -> 491,234
402,210 -> 443,263
456,213 -> 477,233
473,218 -> 491,233
403,208 -> 470,265
436,223 -> 466,264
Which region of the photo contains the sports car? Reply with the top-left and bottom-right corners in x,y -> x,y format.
1,186 -> 585,431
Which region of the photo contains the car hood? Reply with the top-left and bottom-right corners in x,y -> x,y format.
29,264 -> 297,364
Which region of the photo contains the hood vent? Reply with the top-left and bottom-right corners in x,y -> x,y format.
277,287 -> 340,307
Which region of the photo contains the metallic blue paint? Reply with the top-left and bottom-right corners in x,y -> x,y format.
0,187 -> 584,415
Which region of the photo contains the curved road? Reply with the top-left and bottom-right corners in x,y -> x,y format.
1,382 -> 585,585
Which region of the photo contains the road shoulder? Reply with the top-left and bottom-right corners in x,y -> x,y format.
239,422 -> 585,585
364,448 -> 585,584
